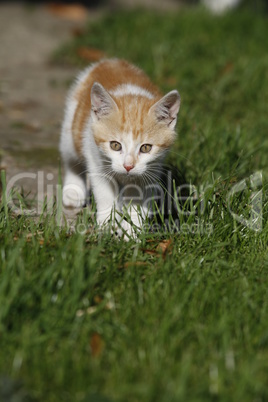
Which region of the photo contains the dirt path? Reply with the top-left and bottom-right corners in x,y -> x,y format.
0,3 -> 95,204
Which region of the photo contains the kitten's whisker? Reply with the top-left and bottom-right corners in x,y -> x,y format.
77,169 -> 89,177
142,173 -> 158,189
144,171 -> 166,189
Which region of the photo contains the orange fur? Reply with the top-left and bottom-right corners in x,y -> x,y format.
72,59 -> 163,155
92,95 -> 176,149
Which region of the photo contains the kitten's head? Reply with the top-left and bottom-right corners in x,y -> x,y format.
90,82 -> 180,177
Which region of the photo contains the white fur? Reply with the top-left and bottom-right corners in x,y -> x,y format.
81,125 -> 163,236
110,84 -> 154,99
59,64 -> 99,208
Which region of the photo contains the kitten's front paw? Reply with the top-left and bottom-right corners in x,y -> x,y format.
62,184 -> 86,208
114,220 -> 139,241
97,212 -> 141,241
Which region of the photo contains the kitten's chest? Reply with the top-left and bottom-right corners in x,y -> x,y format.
116,174 -> 161,207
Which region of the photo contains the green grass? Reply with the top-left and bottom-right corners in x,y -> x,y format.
1,6 -> 268,402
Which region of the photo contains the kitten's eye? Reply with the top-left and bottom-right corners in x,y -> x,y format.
140,144 -> 152,153
110,141 -> 122,151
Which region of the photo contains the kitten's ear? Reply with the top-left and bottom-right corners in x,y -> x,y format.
91,82 -> 118,120
149,90 -> 180,130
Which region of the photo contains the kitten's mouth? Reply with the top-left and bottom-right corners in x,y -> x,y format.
125,169 -> 142,177
116,170 -> 141,182
123,170 -> 136,177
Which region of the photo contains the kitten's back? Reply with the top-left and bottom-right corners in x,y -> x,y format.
75,59 -> 160,100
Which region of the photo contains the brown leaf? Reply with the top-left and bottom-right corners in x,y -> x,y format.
156,239 -> 173,257
26,233 -> 33,242
123,261 -> 148,269
142,239 -> 173,260
77,47 -> 106,62
90,333 -> 104,358
71,27 -> 85,37
141,249 -> 159,256
46,4 -> 88,22
94,295 -> 102,304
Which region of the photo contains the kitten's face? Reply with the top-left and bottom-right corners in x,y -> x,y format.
90,84 -> 180,178
99,133 -> 165,176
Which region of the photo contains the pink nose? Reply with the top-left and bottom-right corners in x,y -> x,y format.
124,164 -> 134,172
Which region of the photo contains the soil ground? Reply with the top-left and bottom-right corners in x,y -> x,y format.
0,3 -> 98,201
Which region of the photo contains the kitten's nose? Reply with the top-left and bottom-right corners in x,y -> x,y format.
124,164 -> 134,172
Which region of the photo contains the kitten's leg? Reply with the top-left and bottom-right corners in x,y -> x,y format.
62,161 -> 87,208
90,175 -> 119,226
114,205 -> 148,241
90,176 -> 147,239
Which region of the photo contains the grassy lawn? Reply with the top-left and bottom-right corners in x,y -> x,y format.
1,5 -> 268,402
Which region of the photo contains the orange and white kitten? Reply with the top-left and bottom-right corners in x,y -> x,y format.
60,59 -> 180,237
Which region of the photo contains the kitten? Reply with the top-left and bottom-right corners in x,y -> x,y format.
60,59 -> 180,237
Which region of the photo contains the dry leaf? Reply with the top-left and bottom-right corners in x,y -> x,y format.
141,249 -> 159,256
46,4 -> 88,22
26,233 -> 33,242
77,47 -> 106,62
94,295 -> 102,304
71,27 -> 85,37
123,261 -> 148,269
156,239 -> 173,256
142,239 -> 173,260
90,332 -> 104,358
